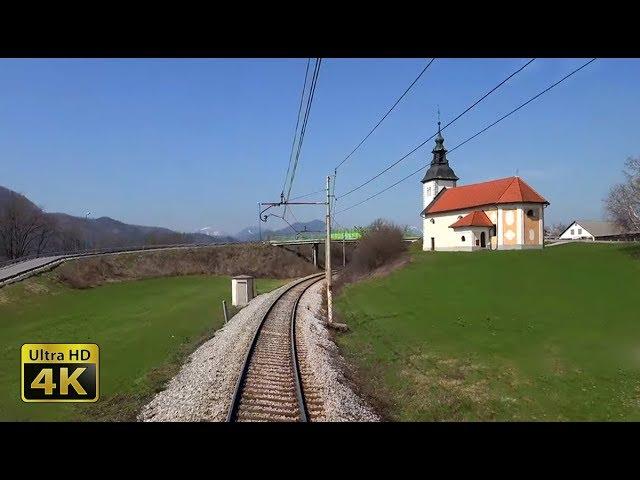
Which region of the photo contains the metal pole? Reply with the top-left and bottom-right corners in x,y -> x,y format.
222,300 -> 229,324
325,175 -> 333,324
343,231 -> 346,267
258,202 -> 262,242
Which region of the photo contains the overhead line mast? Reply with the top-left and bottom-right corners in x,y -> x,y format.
259,58 -> 334,322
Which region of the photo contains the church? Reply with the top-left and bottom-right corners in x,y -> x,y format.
420,124 -> 549,252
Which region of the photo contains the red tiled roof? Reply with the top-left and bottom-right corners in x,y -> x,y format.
424,176 -> 548,215
449,210 -> 494,228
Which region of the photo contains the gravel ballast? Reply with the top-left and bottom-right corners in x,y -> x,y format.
139,275 -> 378,422
138,279 -> 304,422
296,281 -> 380,421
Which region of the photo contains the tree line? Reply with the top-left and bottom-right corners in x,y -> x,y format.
0,191 -> 211,261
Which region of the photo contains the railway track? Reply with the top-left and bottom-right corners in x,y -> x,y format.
227,274 -> 325,422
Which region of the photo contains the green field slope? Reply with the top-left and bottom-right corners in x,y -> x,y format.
336,243 -> 640,421
0,274 -> 286,421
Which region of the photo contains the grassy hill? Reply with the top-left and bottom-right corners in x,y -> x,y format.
335,243 -> 640,421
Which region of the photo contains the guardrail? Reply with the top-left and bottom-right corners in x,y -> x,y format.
0,241 -> 235,270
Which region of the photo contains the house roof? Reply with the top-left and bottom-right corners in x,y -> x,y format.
564,220 -> 630,237
422,176 -> 549,216
449,210 -> 494,228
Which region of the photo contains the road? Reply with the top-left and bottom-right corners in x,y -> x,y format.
0,243 -> 235,287
0,255 -> 69,286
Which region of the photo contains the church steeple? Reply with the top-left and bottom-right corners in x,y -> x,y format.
421,121 -> 459,184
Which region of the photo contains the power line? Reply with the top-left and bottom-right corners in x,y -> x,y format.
264,212 -> 301,235
281,58 -> 311,199
334,58 -> 436,172
337,58 -> 536,200
284,58 -> 322,215
447,58 -> 596,154
290,189 -> 324,200
335,58 -> 597,214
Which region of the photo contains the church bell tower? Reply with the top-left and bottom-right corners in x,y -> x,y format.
421,121 -> 459,209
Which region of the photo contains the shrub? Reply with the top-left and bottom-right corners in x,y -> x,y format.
349,219 -> 407,275
55,244 -> 319,289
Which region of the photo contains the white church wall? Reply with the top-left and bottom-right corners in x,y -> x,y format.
423,210 -> 469,250
423,203 -> 544,251
423,179 -> 456,210
423,208 -> 494,251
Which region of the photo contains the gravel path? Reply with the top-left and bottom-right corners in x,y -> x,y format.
296,281 -> 380,421
138,277 -> 312,422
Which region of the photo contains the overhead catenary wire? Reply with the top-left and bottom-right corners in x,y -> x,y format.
263,212 -> 302,235
337,58 -> 537,200
335,58 -> 597,215
281,58 -> 312,200
334,58 -> 436,172
291,58 -> 436,202
290,189 -> 324,200
284,58 -> 322,216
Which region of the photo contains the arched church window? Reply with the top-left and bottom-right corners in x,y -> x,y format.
458,215 -> 463,220
461,236 -> 465,242
527,209 -> 537,219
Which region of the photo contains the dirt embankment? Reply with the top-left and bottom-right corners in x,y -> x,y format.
56,244 -> 319,288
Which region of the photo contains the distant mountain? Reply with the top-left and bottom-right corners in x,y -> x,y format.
197,227 -> 235,243
235,219 -> 326,242
0,185 -> 37,210
0,185 -> 236,259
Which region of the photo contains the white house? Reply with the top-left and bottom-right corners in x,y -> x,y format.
558,220 -> 631,240
420,123 -> 549,252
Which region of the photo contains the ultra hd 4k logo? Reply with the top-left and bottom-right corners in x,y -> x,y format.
21,344 -> 99,402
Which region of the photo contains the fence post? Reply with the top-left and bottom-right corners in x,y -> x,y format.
222,300 -> 229,324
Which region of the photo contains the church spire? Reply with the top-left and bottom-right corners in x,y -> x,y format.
421,119 -> 459,183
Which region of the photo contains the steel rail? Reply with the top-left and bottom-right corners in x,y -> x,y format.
226,272 -> 325,422
290,275 -> 325,422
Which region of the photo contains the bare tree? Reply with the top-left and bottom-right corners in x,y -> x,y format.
546,222 -> 569,238
59,227 -> 84,253
605,157 -> 640,232
35,215 -> 58,254
0,192 -> 55,259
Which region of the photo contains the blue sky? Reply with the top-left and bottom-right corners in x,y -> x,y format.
1,58 -> 638,235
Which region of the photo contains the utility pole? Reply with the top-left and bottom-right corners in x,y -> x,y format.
257,182 -> 331,323
342,231 -> 346,267
257,202 -> 262,242
325,175 -> 333,324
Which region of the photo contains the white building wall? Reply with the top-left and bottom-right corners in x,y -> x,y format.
423,203 -> 545,251
540,205 -> 545,245
423,208 -> 493,251
497,206 -> 504,247
559,222 -> 594,240
422,179 -> 456,210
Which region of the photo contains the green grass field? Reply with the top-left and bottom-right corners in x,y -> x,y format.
335,243 -> 640,421
0,273 -> 286,421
